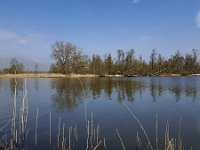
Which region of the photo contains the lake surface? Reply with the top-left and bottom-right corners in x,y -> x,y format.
0,77 -> 200,149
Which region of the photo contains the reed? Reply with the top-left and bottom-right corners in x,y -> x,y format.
61,123 -> 65,150
20,78 -> 28,142
136,131 -> 141,149
116,128 -> 126,150
93,140 -> 101,150
0,113 -> 190,150
123,102 -> 154,150
11,77 -> 17,144
178,117 -> 182,150
49,112 -> 52,145
35,107 -> 38,146
156,113 -> 158,150
103,137 -> 106,149
57,117 -> 61,149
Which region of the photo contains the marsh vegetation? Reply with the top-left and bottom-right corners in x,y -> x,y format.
0,77 -> 199,149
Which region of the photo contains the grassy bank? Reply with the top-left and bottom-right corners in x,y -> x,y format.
0,73 -> 98,78
0,73 -> 200,78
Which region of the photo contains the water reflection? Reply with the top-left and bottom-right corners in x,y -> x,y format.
9,78 -> 23,96
2,77 -> 199,111
147,77 -> 198,102
1,77 -> 200,149
34,78 -> 39,91
51,78 -> 86,111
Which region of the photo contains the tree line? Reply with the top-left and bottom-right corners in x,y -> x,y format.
0,41 -> 200,75
0,58 -> 24,74
0,58 -> 39,74
49,41 -> 200,76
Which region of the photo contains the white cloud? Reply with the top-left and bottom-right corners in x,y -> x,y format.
195,10 -> 200,28
19,39 -> 28,44
132,0 -> 140,4
0,29 -> 17,40
0,29 -> 29,44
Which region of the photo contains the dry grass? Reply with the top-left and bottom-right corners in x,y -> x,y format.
0,73 -> 98,78
1,73 -> 200,78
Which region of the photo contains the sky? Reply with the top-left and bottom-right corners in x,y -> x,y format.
0,0 -> 200,71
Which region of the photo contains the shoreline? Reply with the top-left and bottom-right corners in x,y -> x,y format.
0,73 -> 98,78
0,73 -> 200,78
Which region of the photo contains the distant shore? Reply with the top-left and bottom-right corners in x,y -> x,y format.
0,73 -> 98,78
0,73 -> 200,78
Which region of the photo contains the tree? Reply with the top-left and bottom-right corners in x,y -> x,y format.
104,53 -> 113,75
150,49 -> 157,73
191,49 -> 199,73
89,54 -> 104,75
117,49 -> 125,75
184,53 -> 193,74
125,49 -> 135,75
157,54 -> 165,74
9,58 -> 24,74
49,64 -> 59,73
170,51 -> 184,74
34,63 -> 39,73
50,41 -> 86,74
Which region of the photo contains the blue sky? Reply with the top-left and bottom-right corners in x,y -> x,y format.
0,0 -> 200,71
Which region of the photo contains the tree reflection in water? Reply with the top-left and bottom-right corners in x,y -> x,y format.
51,78 -> 88,112
50,77 -> 199,111
148,77 -> 198,102
51,77 -> 145,111
4,77 -> 198,112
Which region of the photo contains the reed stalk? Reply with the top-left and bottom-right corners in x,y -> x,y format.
93,140 -> 102,150
156,113 -> 158,150
35,108 -> 38,146
103,137 -> 106,149
136,131 -> 141,149
49,112 -> 51,145
11,77 -> 17,144
178,117 -> 182,150
62,123 -> 65,150
57,117 -> 61,149
74,125 -> 78,144
21,78 -> 28,141
96,124 -> 99,145
123,102 -> 153,150
86,120 -> 89,150
90,112 -> 94,149
116,128 -> 126,150
68,126 -> 72,150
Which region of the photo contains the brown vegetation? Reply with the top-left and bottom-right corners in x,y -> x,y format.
0,73 -> 98,78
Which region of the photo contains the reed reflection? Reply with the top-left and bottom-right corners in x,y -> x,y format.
34,78 -> 39,91
9,78 -> 23,96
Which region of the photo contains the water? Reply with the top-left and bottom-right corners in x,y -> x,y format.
0,77 -> 200,149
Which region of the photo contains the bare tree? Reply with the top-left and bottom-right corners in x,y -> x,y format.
34,63 -> 39,73
50,41 -> 87,74
9,58 -> 24,74
150,49 -> 157,72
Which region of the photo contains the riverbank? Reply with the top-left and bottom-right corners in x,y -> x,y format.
0,73 -> 98,78
0,73 -> 200,78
